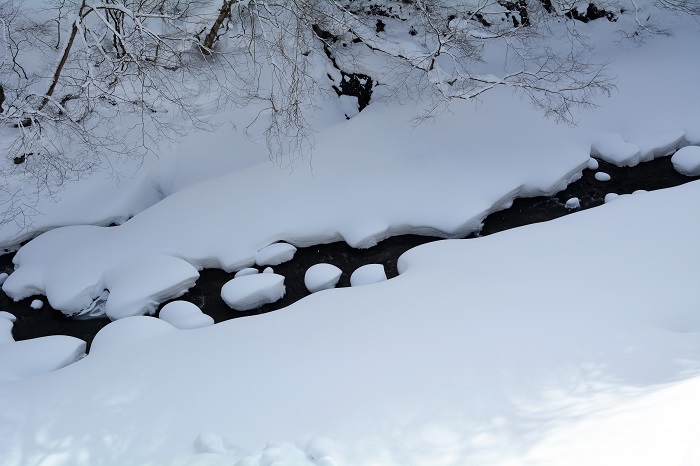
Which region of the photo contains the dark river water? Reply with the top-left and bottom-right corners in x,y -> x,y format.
1,154 -> 698,350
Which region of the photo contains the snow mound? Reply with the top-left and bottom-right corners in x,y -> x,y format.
591,135 -> 640,166
305,263 -> 342,293
0,318 -> 13,344
221,274 -> 286,311
595,172 -> 611,181
30,299 -> 43,310
0,273 -> 7,286
255,243 -> 297,266
605,193 -> 620,203
159,301 -> 214,330
565,197 -> 580,209
586,158 -> 599,170
671,146 -> 700,176
350,264 -> 387,287
91,316 -> 175,354
104,255 -> 199,320
263,267 -> 274,273
0,336 -> 85,382
234,267 -> 259,278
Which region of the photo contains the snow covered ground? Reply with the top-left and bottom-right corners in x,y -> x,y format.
1,1 -> 699,465
1,180 -> 699,465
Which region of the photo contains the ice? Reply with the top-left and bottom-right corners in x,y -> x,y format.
586,158 -> 599,170
595,172 -> 611,181
0,273 -> 7,286
158,301 -> 214,330
304,263 -> 342,293
0,336 -> 85,382
671,146 -> 700,176
90,316 -> 175,354
255,243 -> 297,266
605,193 -> 619,203
565,197 -> 580,209
221,273 -> 286,311
30,299 -> 43,310
104,255 -> 200,320
350,264 -> 387,287
235,268 -> 259,278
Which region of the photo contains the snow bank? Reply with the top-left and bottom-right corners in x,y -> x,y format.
0,181 -> 698,465
350,264 -> 387,287
305,263 -> 343,293
221,273 -> 286,311
671,146 -> 700,176
0,336 -> 85,382
159,301 -> 214,330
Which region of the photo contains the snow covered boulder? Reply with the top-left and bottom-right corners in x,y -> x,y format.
0,273 -> 8,286
0,335 -> 86,382
350,264 -> 387,287
30,299 -> 43,310
565,197 -> 580,209
221,273 -> 286,311
595,172 -> 611,181
104,255 -> 200,320
90,316 -> 175,354
234,267 -> 259,278
255,242 -> 297,266
305,263 -> 342,293
671,146 -> 700,176
159,301 -> 214,330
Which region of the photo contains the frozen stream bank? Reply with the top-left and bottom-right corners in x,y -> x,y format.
2,152 -> 698,349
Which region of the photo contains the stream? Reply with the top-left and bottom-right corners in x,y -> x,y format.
2,154 -> 698,350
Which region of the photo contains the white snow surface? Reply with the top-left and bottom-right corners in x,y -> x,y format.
305,263 -> 343,293
255,243 -> 297,266
158,301 -> 214,330
0,336 -> 86,383
0,181 -> 698,464
221,273 -> 286,311
671,146 -> 700,176
595,171 -> 611,181
2,6 -> 700,319
350,264 -> 387,287
0,318 -> 13,344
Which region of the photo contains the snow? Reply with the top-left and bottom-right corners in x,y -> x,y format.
1,180 -> 699,464
0,273 -> 8,286
235,268 -> 259,278
350,264 -> 387,287
671,146 -> 700,176
221,273 -> 286,311
605,193 -> 620,203
263,267 -> 274,273
158,301 -> 214,330
255,243 -> 297,266
0,336 -> 85,383
595,171 -> 611,181
90,316 -> 175,354
103,255 -> 200,320
0,311 -> 16,322
565,197 -> 580,209
0,318 -> 13,344
29,299 -> 43,310
305,263 -> 343,293
0,3 -> 699,464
